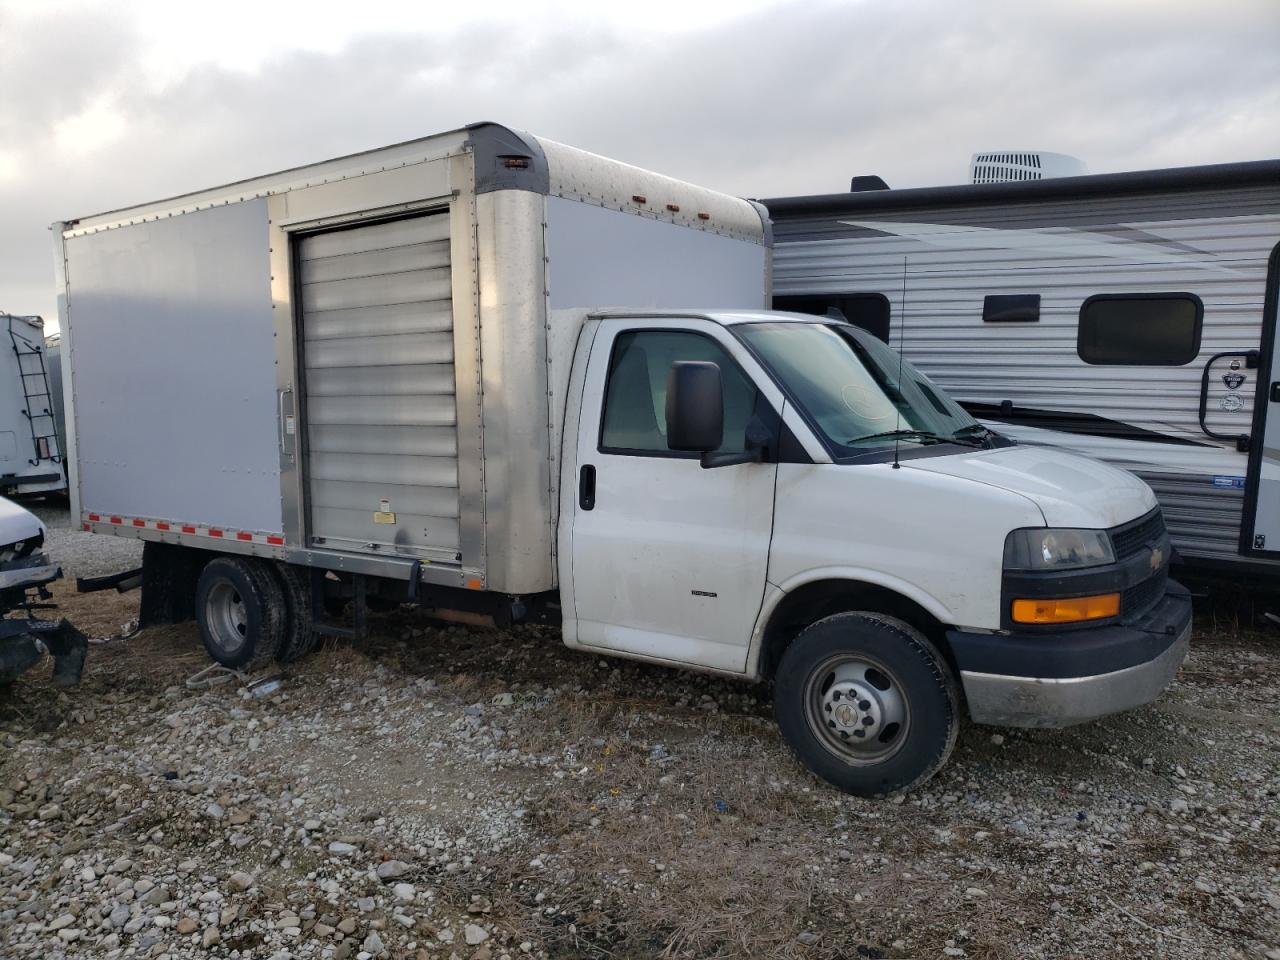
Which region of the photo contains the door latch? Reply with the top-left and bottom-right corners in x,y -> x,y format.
579,464 -> 596,511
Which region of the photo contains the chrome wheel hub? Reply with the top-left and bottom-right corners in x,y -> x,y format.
206,580 -> 249,655
824,679 -> 883,741
805,654 -> 910,764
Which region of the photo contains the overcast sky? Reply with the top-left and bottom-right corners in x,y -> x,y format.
2,0 -> 1278,325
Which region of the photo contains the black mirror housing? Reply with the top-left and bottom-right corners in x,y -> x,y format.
665,361 -> 723,452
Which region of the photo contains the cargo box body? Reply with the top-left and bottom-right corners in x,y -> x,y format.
0,313 -> 65,496
56,123 -> 770,594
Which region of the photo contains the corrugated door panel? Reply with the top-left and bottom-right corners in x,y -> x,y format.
310,508 -> 460,551
301,268 -> 452,313
301,243 -> 451,284
299,211 -> 458,558
306,364 -> 455,398
305,302 -> 453,340
307,395 -> 456,427
304,331 -> 454,369
310,481 -> 459,517
308,452 -> 458,487
301,216 -> 450,259
307,425 -> 457,457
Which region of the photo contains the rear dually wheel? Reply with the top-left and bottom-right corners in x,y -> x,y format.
195,557 -> 285,669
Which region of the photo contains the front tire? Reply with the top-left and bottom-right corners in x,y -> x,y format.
774,612 -> 959,797
195,557 -> 285,669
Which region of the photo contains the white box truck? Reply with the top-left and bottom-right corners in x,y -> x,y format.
0,313 -> 66,496
55,123 -> 1191,795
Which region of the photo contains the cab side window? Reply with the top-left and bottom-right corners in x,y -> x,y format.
600,330 -> 758,455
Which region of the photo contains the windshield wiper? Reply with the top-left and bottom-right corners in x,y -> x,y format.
948,424 -> 996,447
846,429 -> 944,445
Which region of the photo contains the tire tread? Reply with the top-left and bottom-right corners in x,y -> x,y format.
273,562 -> 319,663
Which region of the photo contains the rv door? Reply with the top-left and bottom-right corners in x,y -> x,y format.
1245,242 -> 1280,555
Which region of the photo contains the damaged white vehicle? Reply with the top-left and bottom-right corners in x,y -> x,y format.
0,497 -> 86,687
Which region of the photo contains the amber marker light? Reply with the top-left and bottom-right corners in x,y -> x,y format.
1011,593 -> 1120,624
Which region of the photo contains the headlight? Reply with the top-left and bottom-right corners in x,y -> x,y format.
1003,528 -> 1115,571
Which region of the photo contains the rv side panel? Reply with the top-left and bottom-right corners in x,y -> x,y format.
768,176 -> 1280,569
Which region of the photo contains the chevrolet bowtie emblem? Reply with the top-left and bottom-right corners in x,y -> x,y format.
1150,547 -> 1164,571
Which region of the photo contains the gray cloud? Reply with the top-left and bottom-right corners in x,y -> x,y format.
3,0 -> 1278,320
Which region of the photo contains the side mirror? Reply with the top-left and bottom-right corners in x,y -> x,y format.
665,361 -> 723,452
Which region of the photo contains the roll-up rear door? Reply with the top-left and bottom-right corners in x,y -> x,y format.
297,212 -> 459,560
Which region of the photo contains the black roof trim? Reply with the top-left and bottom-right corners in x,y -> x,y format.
760,159 -> 1280,217
465,121 -> 550,196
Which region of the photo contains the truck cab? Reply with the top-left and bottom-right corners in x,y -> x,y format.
559,309 -> 1191,795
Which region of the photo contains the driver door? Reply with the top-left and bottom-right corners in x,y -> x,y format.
568,318 -> 778,672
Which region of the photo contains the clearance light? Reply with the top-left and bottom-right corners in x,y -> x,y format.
1011,593 -> 1120,624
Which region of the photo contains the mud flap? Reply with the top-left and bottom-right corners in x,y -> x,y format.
139,542 -> 203,627
0,618 -> 88,687
0,635 -> 43,685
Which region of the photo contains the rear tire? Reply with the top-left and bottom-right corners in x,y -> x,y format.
774,612 -> 959,797
273,562 -> 319,663
195,557 -> 285,669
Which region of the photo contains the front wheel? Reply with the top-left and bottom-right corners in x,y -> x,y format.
774,612 -> 959,797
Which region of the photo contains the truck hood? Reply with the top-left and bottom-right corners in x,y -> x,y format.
0,496 -> 45,547
903,445 -> 1157,528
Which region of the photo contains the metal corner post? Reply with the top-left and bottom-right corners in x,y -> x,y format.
51,226 -> 80,519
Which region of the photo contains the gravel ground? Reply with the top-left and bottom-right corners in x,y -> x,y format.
0,531 -> 1277,959
27,500 -> 143,580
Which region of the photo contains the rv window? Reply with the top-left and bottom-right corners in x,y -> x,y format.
773,294 -> 891,342
983,294 -> 1040,323
1077,294 -> 1203,365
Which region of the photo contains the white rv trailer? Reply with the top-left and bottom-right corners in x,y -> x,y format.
56,124 -> 1190,795
0,313 -> 65,496
763,160 -> 1280,576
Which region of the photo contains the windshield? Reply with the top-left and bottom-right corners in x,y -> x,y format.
734,321 -> 981,454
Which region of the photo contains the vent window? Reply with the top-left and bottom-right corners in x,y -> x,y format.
773,293 -> 891,342
1077,294 -> 1203,365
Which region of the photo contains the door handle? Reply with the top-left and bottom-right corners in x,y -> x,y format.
278,387 -> 295,459
579,464 -> 596,511
1271,382 -> 1280,403
1198,351 -> 1254,452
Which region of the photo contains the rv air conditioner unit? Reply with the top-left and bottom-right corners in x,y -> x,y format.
969,151 -> 1086,184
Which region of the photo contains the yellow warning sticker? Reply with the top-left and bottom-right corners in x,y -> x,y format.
373,511 -> 396,524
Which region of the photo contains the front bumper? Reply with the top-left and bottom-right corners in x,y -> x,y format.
0,552 -> 61,592
946,580 -> 1192,728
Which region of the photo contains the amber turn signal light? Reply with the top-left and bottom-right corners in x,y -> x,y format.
1011,593 -> 1120,624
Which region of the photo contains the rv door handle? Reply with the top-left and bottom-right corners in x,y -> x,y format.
579,464 -> 596,511
1271,382 -> 1280,403
1198,351 -> 1254,451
